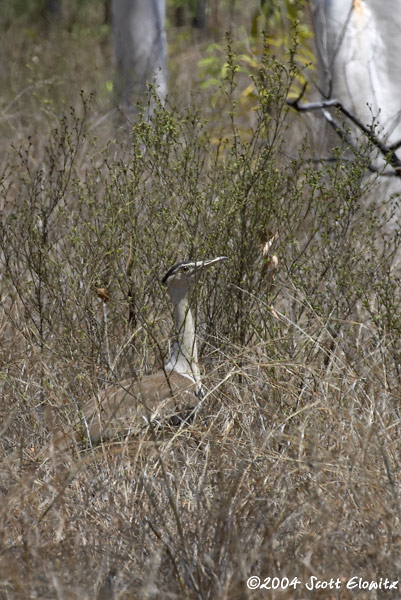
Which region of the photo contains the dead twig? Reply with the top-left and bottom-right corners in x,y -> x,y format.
287,83 -> 401,176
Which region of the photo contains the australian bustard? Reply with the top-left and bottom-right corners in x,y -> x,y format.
48,256 -> 227,452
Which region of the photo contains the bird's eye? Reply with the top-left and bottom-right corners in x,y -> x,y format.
181,266 -> 189,273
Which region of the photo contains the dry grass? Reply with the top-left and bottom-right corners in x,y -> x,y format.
1,4 -> 401,600
2,316 -> 401,599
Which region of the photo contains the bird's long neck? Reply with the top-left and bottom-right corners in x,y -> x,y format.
164,288 -> 201,389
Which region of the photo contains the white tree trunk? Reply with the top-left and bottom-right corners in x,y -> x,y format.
310,0 -> 401,266
112,0 -> 167,111
311,0 -> 401,150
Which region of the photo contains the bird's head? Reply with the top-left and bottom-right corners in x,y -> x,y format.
162,256 -> 227,292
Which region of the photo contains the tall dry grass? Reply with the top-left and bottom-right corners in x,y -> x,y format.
1,5 -> 401,599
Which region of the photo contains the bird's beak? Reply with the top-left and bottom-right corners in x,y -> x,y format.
194,256 -> 228,274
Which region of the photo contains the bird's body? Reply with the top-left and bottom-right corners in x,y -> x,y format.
68,372 -> 200,449
47,257 -> 226,453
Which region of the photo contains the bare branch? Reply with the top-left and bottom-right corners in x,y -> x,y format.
287,85 -> 401,176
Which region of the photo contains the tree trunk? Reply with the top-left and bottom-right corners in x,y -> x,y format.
44,0 -> 62,21
310,0 -> 401,162
310,0 -> 401,266
112,0 -> 167,112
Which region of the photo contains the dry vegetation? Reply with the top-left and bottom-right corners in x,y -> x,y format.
1,2 -> 401,599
